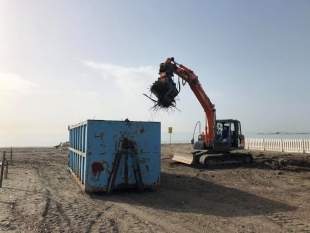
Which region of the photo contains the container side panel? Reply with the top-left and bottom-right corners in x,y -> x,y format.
84,120 -> 160,192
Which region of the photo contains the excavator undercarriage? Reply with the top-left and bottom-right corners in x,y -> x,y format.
172,150 -> 253,168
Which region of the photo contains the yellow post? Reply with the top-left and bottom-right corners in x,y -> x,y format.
168,127 -> 173,144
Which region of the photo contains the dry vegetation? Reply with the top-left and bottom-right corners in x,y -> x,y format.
144,77 -> 180,114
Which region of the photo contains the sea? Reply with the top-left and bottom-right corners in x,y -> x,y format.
1,132 -> 310,148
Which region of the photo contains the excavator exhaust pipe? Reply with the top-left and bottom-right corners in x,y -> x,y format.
172,150 -> 196,165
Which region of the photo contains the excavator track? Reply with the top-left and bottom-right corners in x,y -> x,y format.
172,150 -> 253,168
200,153 -> 253,168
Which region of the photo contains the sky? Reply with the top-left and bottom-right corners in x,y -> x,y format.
1,0 -> 310,145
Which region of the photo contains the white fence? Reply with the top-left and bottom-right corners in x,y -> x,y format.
245,138 -> 310,153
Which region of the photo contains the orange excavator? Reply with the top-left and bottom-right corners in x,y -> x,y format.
151,57 -> 253,167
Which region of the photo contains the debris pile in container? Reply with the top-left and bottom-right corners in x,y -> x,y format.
54,141 -> 69,150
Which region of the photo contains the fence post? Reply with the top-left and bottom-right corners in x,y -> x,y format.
10,147 -> 12,165
0,151 -> 6,187
263,138 -> 265,151
281,139 -> 284,152
302,139 -> 305,153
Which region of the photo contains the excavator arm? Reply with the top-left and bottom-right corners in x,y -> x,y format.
159,57 -> 216,147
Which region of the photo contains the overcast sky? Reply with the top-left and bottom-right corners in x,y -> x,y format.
1,0 -> 310,138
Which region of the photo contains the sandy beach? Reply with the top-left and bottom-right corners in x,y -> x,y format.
0,144 -> 310,233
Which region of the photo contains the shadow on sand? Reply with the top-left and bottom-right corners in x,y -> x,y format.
89,172 -> 296,217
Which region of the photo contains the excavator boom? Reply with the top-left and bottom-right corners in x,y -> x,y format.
159,57 -> 216,148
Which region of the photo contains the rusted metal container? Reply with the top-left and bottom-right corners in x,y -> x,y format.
68,119 -> 161,194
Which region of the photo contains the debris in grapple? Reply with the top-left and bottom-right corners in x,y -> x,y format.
144,62 -> 180,109
150,79 -> 178,107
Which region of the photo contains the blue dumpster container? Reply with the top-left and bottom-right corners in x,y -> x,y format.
68,119 -> 161,193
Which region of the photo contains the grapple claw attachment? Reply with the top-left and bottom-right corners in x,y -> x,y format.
150,76 -> 179,108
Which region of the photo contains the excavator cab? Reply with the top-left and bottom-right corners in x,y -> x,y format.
192,119 -> 244,151
213,119 -> 245,151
